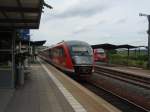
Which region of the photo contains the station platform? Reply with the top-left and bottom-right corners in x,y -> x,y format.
107,66 -> 150,78
96,62 -> 150,78
0,58 -> 120,112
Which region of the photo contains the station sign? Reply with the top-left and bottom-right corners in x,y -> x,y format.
19,29 -> 30,41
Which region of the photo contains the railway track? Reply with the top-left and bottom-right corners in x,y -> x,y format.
95,65 -> 150,89
81,82 -> 149,112
88,65 -> 150,111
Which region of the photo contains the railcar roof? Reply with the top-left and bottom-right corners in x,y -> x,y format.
64,40 -> 90,46
41,40 -> 91,51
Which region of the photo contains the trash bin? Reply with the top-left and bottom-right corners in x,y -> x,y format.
18,64 -> 24,85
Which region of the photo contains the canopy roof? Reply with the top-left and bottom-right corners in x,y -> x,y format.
91,43 -> 138,50
92,43 -> 117,50
20,40 -> 46,46
0,0 -> 44,29
117,44 -> 137,49
31,40 -> 46,46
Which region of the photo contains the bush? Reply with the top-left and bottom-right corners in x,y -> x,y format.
136,55 -> 148,61
110,54 -> 128,65
109,53 -> 148,68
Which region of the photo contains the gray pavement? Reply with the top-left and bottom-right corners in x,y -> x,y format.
3,63 -> 74,112
0,89 -> 14,112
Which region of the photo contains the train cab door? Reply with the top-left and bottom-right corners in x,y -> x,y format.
58,47 -> 66,67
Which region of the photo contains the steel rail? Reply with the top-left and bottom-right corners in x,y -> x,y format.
95,66 -> 150,89
87,80 -> 150,112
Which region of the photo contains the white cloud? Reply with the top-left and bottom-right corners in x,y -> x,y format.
31,0 -> 150,46
44,0 -> 111,20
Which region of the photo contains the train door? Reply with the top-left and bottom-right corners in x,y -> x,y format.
58,47 -> 66,67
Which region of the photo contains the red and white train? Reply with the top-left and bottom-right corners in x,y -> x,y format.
93,48 -> 108,62
39,40 -> 94,78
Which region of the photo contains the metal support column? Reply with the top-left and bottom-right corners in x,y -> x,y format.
11,30 -> 16,88
148,34 -> 150,67
147,15 -> 150,68
139,13 -> 150,68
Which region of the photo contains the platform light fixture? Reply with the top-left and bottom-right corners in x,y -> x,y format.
43,1 -> 53,9
139,13 -> 148,16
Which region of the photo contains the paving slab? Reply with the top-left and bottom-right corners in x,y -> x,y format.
4,63 -> 74,112
40,58 -> 121,112
0,89 -> 14,112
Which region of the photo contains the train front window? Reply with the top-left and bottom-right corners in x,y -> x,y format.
70,46 -> 92,56
95,48 -> 105,56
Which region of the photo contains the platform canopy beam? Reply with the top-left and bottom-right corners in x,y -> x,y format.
0,7 -> 40,13
0,0 -> 45,29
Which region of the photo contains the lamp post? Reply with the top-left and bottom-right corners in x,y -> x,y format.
139,13 -> 150,68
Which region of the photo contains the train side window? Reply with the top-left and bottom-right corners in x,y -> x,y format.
50,47 -> 65,57
49,50 -> 52,57
52,49 -> 56,57
52,49 -> 57,57
53,48 -> 59,57
62,48 -> 65,56
56,48 -> 59,57
59,47 -> 65,57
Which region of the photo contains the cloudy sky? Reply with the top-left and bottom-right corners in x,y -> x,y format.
31,0 -> 150,46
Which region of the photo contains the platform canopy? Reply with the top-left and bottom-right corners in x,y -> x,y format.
92,43 -> 138,50
91,43 -> 117,50
0,0 -> 44,29
31,40 -> 46,46
19,40 -> 46,46
117,44 -> 137,49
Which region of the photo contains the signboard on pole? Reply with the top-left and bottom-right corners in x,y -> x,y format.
19,29 -> 30,41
